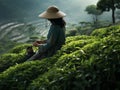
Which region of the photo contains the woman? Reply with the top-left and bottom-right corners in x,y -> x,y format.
27,6 -> 66,61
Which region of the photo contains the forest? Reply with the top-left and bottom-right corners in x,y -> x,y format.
0,0 -> 120,90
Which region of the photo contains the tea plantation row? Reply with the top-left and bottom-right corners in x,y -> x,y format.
0,25 -> 120,90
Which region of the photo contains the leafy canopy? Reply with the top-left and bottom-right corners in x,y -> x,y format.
97,0 -> 120,23
97,0 -> 120,11
85,5 -> 102,15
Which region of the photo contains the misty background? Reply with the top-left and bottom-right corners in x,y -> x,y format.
0,0 -> 111,23
0,0 -> 112,55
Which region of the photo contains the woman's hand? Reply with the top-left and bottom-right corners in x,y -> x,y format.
36,40 -> 46,44
33,40 -> 46,47
33,41 -> 39,47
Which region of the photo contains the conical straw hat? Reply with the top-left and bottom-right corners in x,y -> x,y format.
39,6 -> 66,19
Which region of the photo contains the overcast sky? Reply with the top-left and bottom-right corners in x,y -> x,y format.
0,0 -> 100,23
37,0 -> 99,23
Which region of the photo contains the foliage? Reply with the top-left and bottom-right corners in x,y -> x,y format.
91,25 -> 120,38
85,5 -> 102,15
27,25 -> 120,90
0,24 -> 120,90
0,52 -> 60,90
97,0 -> 120,23
0,44 -> 31,73
85,4 -> 102,20
85,4 -> 102,28
97,0 -> 120,11
9,44 -> 31,54
66,30 -> 78,37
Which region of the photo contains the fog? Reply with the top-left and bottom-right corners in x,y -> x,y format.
40,0 -> 99,23
0,0 -> 109,23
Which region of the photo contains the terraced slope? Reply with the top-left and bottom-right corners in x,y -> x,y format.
0,25 -> 120,90
0,20 -> 49,42
0,20 -> 49,54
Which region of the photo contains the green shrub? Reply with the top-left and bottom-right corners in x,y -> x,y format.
0,44 -> 34,73
66,29 -> 78,37
66,35 -> 95,44
0,54 -> 59,90
36,24 -> 119,90
0,53 -> 25,72
91,25 -> 120,38
27,26 -> 120,90
0,25 -> 120,90
9,44 -> 31,54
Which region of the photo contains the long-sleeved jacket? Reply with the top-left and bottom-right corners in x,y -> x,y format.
38,24 -> 66,56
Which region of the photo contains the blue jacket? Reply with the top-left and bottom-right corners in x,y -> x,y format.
38,24 -> 66,56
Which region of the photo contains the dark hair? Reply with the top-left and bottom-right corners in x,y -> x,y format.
48,18 -> 66,28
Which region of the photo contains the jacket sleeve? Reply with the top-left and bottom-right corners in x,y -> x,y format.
38,26 -> 59,53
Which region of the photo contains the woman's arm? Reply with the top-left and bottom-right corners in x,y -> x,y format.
36,40 -> 47,44
32,40 -> 47,47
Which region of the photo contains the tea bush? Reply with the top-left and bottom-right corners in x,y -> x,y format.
0,25 -> 120,90
0,55 -> 59,90
91,25 -> 120,38
9,44 -> 31,54
66,35 -> 95,44
27,25 -> 120,90
0,53 -> 24,72
0,44 -> 31,73
27,30 -> 120,90
61,39 -> 98,54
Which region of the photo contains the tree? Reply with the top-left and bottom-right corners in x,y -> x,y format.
97,0 -> 120,24
85,5 -> 102,27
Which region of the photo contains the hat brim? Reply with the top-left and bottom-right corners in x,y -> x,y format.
38,11 -> 66,19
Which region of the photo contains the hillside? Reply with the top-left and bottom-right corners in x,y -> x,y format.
0,20 -> 49,55
0,25 -> 120,90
